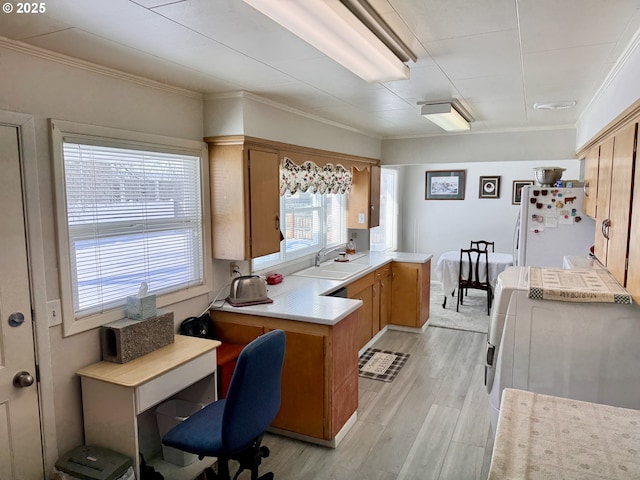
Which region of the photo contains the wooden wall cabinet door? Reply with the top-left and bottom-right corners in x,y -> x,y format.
208,140 -> 281,260
593,124 -> 636,285
583,145 -> 600,218
593,137 -> 613,267
329,311 -> 359,438
346,273 -> 374,349
271,329 -> 326,438
347,165 -> 380,229
374,265 -> 392,332
249,149 -> 282,258
626,122 -> 640,301
389,261 -> 431,328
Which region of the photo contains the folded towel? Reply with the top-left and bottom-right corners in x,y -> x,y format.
528,267 -> 631,304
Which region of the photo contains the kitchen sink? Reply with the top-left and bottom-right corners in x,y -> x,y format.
293,260 -> 371,280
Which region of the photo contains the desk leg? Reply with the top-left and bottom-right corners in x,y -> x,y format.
81,377 -> 141,477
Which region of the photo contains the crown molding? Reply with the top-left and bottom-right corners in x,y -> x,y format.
0,36 -> 202,100
383,124 -> 577,141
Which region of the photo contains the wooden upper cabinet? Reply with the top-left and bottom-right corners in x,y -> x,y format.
593,137 -> 614,267
207,138 -> 281,260
369,165 -> 381,227
626,123 -> 640,301
606,124 -> 636,285
592,123 -> 637,286
583,145 -> 600,218
248,149 -> 281,258
347,165 -> 381,229
207,135 -> 379,257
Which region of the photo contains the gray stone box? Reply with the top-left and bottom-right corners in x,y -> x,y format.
100,311 -> 174,364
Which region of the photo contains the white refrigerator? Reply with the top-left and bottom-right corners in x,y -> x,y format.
515,185 -> 596,267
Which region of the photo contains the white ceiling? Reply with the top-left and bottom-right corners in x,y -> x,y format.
1,0 -> 639,138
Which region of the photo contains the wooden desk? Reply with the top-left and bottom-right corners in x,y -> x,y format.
77,335 -> 221,478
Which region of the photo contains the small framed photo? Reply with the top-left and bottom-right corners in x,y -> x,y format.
512,180 -> 534,205
479,176 -> 500,198
425,170 -> 466,200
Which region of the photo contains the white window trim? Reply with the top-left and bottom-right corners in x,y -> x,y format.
50,119 -> 212,336
252,191 -> 346,272
384,167 -> 399,251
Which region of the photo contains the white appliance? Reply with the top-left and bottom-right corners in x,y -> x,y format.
514,185 -> 595,267
485,266 -> 640,431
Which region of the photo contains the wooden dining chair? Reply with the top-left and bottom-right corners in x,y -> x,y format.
470,240 -> 495,252
457,248 -> 493,315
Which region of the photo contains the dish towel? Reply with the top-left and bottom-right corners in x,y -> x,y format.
528,267 -> 632,303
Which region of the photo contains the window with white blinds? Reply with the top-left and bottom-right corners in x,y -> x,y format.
63,142 -> 204,317
51,120 -> 209,335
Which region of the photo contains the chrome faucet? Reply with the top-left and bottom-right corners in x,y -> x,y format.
315,244 -> 346,267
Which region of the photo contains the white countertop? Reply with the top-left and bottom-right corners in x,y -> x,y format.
213,251 -> 432,326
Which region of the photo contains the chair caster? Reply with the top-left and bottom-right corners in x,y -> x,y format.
260,446 -> 270,459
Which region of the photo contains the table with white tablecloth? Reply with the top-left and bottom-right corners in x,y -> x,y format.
433,250 -> 514,304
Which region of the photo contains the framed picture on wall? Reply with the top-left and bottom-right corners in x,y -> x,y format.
425,170 -> 466,200
512,180 -> 534,205
479,176 -> 500,198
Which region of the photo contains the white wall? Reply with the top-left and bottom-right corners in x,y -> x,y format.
204,92 -> 382,159
396,160 -> 582,267
576,33 -> 640,150
382,127 -> 577,165
381,127 -> 581,267
0,41 -> 206,472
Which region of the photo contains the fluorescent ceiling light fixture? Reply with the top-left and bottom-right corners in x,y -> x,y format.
242,0 -> 413,83
421,103 -> 471,132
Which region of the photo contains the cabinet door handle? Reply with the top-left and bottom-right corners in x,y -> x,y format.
275,215 -> 280,230
583,181 -> 589,198
602,219 -> 611,240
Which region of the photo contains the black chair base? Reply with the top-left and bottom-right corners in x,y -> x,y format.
205,469 -> 273,480
202,434 -> 272,480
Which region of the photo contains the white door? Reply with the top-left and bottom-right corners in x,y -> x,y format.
0,125 -> 44,479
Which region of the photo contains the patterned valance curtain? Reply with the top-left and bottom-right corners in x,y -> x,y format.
280,157 -> 352,195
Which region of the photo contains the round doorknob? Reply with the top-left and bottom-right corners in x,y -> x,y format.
13,371 -> 34,388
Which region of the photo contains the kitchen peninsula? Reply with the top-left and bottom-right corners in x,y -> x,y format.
210,251 -> 432,447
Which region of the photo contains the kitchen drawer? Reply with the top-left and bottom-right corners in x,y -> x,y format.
136,349 -> 217,414
375,265 -> 391,280
346,272 -> 374,296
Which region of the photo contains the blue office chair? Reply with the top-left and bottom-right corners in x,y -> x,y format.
162,329 -> 286,480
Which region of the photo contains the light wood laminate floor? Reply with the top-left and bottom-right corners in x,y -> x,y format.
232,325 -> 495,480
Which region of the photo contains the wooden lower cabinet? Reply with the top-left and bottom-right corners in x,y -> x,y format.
346,272 -> 374,349
210,310 -> 359,441
390,260 -> 431,328
375,264 -> 392,331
